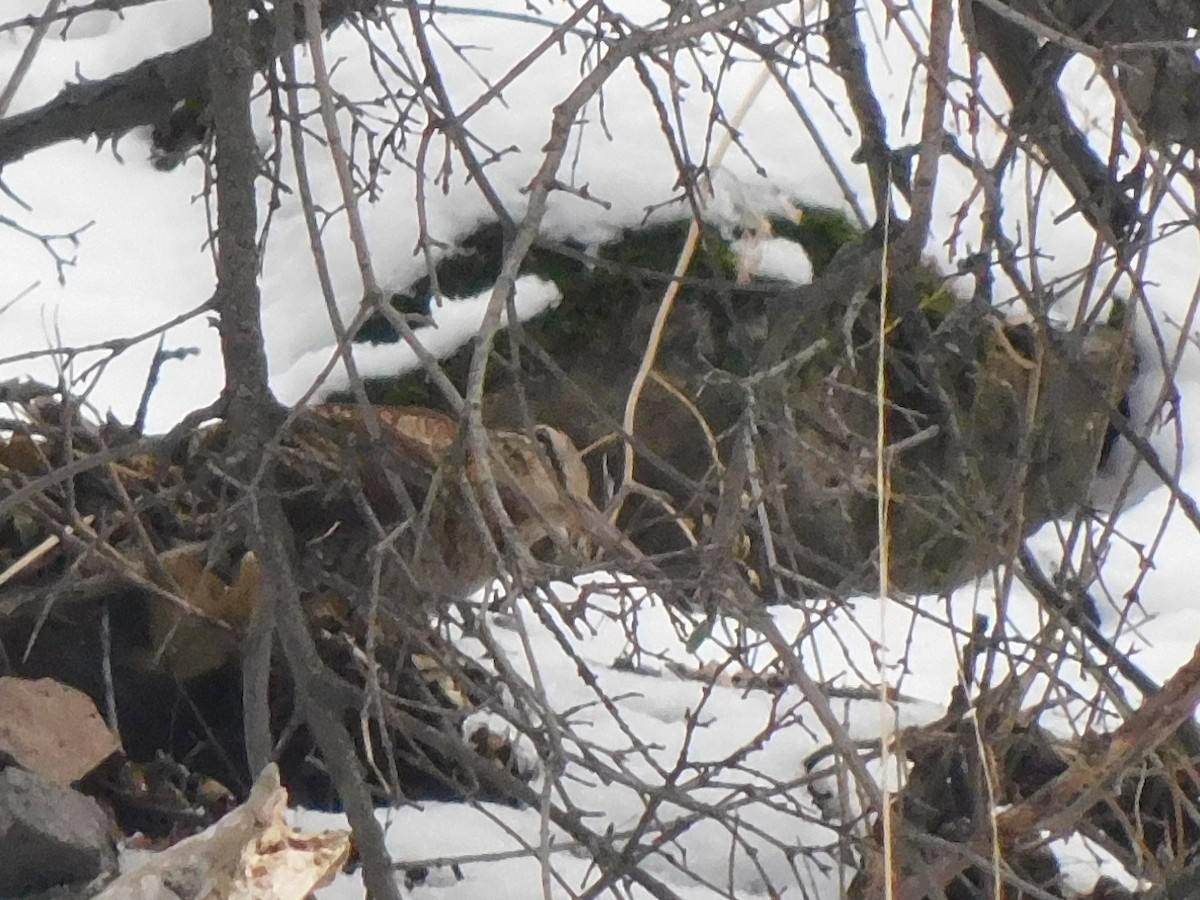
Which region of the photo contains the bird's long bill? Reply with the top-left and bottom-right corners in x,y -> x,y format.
569,497 -> 645,568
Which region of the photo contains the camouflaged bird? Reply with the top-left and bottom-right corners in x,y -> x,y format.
281,404 -> 596,605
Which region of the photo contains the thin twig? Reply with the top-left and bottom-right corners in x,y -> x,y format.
0,0 -> 63,117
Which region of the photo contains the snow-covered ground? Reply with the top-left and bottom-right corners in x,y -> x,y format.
3,1 -> 1200,897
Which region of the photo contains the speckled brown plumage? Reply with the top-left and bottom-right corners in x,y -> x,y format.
278,404 -> 593,605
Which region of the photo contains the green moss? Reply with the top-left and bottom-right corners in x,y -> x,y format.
326,345 -> 473,411
769,205 -> 863,275
355,218 -> 768,397
521,220 -> 738,362
357,224 -> 514,344
916,285 -> 957,327
1106,296 -> 1129,329
347,211 -> 962,411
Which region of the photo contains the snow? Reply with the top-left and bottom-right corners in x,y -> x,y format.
7,0 -> 1200,897
1050,833 -> 1144,895
274,274 -> 563,404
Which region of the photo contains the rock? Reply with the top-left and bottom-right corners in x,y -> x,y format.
362,218 -> 1137,598
16,884 -> 101,900
0,766 -> 117,897
0,677 -> 121,785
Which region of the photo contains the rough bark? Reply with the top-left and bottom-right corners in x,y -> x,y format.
206,2 -> 400,897
0,0 -> 373,169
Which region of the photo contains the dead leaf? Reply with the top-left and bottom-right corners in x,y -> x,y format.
0,432 -> 48,475
144,548 -> 262,680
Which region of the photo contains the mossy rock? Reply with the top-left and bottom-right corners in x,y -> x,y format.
350,217 -> 775,406
342,209 -> 1134,598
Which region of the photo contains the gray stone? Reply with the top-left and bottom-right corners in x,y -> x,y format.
0,766 -> 116,897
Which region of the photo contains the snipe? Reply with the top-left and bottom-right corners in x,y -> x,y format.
279,403 -> 596,606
